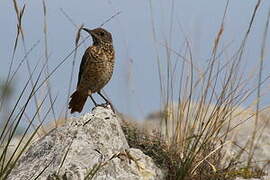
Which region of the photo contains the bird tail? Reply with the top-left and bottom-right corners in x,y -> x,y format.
68,90 -> 88,113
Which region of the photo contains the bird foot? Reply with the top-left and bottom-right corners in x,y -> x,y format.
91,103 -> 115,113
99,103 -> 110,108
100,103 -> 115,113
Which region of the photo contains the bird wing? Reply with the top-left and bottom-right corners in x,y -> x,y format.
77,50 -> 89,87
77,46 -> 107,87
77,47 -> 100,87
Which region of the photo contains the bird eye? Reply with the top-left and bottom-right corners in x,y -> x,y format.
100,32 -> 105,36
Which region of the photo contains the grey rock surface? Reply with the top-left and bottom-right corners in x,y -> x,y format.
7,107 -> 164,180
235,176 -> 270,180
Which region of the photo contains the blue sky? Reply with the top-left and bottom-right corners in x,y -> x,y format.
0,0 -> 270,123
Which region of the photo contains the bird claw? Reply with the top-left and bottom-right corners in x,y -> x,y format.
99,103 -> 110,108
91,103 -> 115,113
101,102 -> 115,113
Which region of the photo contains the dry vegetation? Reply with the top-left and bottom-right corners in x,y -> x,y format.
122,0 -> 270,179
1,0 -> 270,179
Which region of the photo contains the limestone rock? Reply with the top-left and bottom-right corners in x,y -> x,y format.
235,176 -> 270,180
7,107 -> 164,180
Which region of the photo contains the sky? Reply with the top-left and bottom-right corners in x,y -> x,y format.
0,0 -> 270,125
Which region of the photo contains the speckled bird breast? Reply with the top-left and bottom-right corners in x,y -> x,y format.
78,45 -> 115,94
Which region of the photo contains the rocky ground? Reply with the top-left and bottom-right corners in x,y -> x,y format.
7,107 -> 163,180
5,103 -> 270,180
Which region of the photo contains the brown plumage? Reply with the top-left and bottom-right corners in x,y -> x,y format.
69,27 -> 115,113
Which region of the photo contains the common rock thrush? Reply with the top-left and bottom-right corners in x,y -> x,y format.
69,27 -> 115,113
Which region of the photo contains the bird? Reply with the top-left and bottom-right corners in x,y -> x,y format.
68,27 -> 115,114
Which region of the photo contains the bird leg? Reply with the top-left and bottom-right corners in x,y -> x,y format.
97,91 -> 115,112
89,95 -> 98,107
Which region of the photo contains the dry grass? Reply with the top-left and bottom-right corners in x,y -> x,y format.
121,107 -> 268,180
125,0 -> 270,179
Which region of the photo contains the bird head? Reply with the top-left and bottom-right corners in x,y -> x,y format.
83,27 -> 113,45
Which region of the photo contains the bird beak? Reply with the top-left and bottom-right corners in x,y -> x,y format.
82,28 -> 96,36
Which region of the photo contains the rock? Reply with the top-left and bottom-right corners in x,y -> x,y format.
235,176 -> 270,180
7,107 -> 164,180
